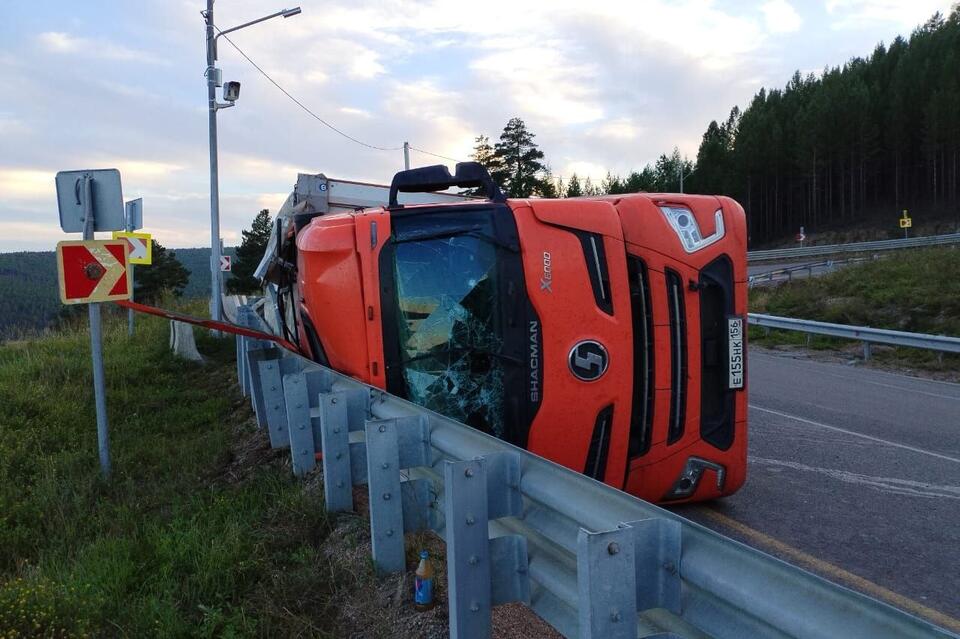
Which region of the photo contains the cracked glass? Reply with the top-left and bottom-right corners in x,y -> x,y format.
392,234 -> 506,437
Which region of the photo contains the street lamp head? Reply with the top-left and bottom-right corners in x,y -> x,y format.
282,7 -> 302,17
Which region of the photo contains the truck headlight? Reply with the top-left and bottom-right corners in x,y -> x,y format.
662,456 -> 726,501
660,206 -> 725,253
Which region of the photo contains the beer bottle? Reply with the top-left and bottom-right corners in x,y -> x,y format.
414,550 -> 435,611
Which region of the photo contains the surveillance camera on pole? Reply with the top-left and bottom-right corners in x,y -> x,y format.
203,3 -> 301,333
223,81 -> 240,103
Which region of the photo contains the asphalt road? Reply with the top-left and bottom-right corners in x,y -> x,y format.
672,348 -> 960,632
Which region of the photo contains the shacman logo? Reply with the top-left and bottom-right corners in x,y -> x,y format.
540,251 -> 552,292
529,320 -> 541,403
568,340 -> 609,382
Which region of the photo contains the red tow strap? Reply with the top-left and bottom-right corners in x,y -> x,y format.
115,299 -> 302,355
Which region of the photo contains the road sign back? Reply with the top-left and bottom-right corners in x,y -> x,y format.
57,240 -> 131,304
55,169 -> 125,233
112,231 -> 152,264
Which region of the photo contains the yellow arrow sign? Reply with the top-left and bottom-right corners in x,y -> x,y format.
112,231 -> 152,264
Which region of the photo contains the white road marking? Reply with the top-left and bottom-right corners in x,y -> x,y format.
750,404 -> 960,465
750,456 -> 960,499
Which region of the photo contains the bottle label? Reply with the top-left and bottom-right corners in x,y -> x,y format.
415,575 -> 433,605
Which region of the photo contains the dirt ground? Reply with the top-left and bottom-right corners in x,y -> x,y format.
224,407 -> 561,638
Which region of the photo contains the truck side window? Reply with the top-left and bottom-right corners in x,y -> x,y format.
391,232 -> 506,438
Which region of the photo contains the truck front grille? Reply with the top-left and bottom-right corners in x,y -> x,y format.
627,256 -> 654,458
666,269 -> 687,445
699,256 -> 736,450
584,405 -> 614,481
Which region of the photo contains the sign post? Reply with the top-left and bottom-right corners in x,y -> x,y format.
55,169 -> 129,477
900,209 -> 912,238
796,226 -> 806,247
119,198 -> 145,335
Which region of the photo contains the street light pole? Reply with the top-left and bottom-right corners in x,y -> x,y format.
204,0 -> 223,329
203,3 -> 301,331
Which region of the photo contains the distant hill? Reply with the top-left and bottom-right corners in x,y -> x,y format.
0,246 -> 236,340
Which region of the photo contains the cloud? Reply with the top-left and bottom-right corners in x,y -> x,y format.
339,107 -> 373,119
37,32 -> 170,65
0,168 -> 54,200
2,0 -> 951,254
471,46 -> 604,126
762,0 -> 803,33
825,0 -> 953,29
560,161 -> 609,183
588,118 -> 645,141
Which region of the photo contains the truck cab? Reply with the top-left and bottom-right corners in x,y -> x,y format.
268,163 -> 748,504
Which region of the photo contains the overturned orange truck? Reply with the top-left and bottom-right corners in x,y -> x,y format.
258,163 -> 748,504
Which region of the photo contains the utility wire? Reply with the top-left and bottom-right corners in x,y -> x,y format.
408,145 -> 464,163
215,28 -> 563,178
215,28 -> 404,152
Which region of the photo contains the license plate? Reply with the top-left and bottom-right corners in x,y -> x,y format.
728,316 -> 745,390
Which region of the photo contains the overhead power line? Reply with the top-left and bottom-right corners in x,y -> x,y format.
407,145 -> 464,163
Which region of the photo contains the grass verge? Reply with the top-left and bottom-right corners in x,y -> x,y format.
0,303 -> 338,637
749,247 -> 960,373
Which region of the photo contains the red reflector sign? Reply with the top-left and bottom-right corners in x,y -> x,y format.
57,240 -> 131,304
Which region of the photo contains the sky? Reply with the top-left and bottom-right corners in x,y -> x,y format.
0,0 -> 954,252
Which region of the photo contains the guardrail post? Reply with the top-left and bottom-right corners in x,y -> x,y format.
621,518 -> 681,613
258,359 -> 292,449
445,458 -> 492,639
365,419 -> 405,574
863,341 -> 872,361
363,416 -> 433,574
283,372 -> 317,476
442,453 -> 529,639
245,347 -> 280,429
318,391 -> 352,512
577,526 -> 638,639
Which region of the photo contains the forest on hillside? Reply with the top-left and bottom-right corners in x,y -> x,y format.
687,9 -> 960,242
0,247 -> 235,340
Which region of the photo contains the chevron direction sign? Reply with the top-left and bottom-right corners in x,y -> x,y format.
56,239 -> 131,304
112,231 -> 152,265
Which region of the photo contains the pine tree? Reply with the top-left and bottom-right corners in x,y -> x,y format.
471,135 -> 500,173
135,242 -> 190,304
492,118 -> 551,197
227,209 -> 272,294
565,173 -> 583,197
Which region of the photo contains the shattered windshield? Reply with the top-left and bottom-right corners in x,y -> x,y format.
392,234 -> 506,437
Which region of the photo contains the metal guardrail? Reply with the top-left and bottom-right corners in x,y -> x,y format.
747,257 -> 872,287
229,303 -> 954,639
747,233 -> 960,262
748,313 -> 960,360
